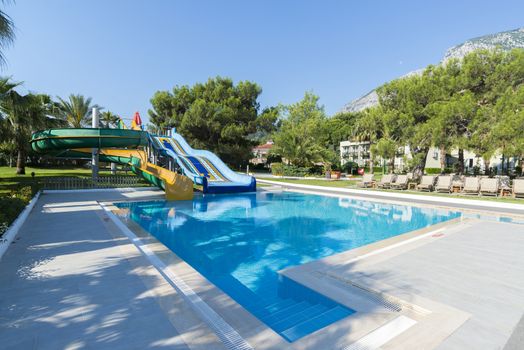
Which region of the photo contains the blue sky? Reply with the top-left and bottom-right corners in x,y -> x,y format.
3,0 -> 524,123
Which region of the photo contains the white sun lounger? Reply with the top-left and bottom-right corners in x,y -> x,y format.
513,179 -> 524,198
390,174 -> 409,190
461,177 -> 480,195
480,177 -> 500,197
417,175 -> 435,192
377,174 -> 396,189
435,175 -> 452,193
357,174 -> 375,188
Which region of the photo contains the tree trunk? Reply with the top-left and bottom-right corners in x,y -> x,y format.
369,148 -> 374,174
458,148 -> 464,175
16,149 -> 26,175
390,157 -> 395,174
440,146 -> 446,174
484,157 -> 490,176
413,147 -> 429,178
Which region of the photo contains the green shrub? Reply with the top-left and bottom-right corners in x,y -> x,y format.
425,168 -> 440,174
271,162 -> 284,176
0,197 -> 27,237
425,167 -> 453,174
282,165 -> 309,177
363,166 -> 383,174
270,163 -> 314,177
308,165 -> 324,176
0,186 -> 33,238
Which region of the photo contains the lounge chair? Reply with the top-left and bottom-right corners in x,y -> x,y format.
479,177 -> 499,197
451,174 -> 464,192
390,174 -> 409,190
357,173 -> 375,188
417,175 -> 435,192
513,179 -> 524,198
376,174 -> 396,189
461,177 -> 480,195
435,175 -> 452,193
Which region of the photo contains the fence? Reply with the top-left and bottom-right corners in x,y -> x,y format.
42,176 -> 147,190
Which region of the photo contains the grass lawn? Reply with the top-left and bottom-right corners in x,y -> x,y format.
262,178 -> 361,188
259,177 -> 524,204
0,166 -> 140,196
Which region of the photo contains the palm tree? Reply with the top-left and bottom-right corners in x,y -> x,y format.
0,1 -> 15,67
55,94 -> 101,128
353,107 -> 383,173
0,79 -> 57,174
99,111 -> 119,128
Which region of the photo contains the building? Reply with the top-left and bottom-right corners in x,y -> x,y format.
340,140 -> 517,174
250,141 -> 274,166
339,141 -> 370,167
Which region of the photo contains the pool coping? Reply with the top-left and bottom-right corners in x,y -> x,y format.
257,179 -> 524,215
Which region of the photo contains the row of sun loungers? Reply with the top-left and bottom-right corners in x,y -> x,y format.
357,174 -> 524,197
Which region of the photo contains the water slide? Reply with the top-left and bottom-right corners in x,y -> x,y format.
30,128 -> 194,200
152,132 -> 256,194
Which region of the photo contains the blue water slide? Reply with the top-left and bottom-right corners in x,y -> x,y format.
153,134 -> 256,194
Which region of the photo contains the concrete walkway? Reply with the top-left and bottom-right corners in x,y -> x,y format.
0,190 -> 226,350
2,188 -> 524,349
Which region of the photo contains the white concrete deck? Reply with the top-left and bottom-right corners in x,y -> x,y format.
1,188 -> 523,349
0,189 -> 226,350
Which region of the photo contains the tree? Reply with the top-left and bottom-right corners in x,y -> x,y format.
149,77 -> 270,166
491,85 -> 524,174
272,92 -> 333,167
377,61 -> 467,175
0,1 -> 15,67
325,112 -> 357,158
353,107 -> 383,173
0,79 -> 57,174
249,106 -> 281,143
99,111 -> 119,128
55,94 -> 100,128
373,138 -> 397,173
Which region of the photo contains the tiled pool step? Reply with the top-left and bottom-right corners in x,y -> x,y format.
281,306 -> 352,342
213,275 -> 354,342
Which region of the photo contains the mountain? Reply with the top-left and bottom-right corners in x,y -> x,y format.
341,27 -> 524,113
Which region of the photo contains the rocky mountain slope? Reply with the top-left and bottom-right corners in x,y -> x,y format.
341,27 -> 524,113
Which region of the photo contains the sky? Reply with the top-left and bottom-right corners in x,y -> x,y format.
3,0 -> 524,124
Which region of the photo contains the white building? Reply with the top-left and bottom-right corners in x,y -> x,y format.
339,141 -> 370,167
340,140 -> 517,174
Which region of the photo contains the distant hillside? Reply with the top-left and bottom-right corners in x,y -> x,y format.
341,27 -> 524,113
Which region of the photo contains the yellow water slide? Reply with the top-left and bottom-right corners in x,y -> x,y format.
30,129 -> 193,201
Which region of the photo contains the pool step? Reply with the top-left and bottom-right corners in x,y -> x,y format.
254,299 -> 296,317
261,301 -> 310,324
271,303 -> 327,332
281,306 -> 353,342
211,275 -> 354,342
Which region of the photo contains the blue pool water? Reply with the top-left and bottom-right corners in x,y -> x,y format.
116,191 -> 461,341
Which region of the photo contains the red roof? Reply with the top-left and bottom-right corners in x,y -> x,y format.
254,143 -> 273,150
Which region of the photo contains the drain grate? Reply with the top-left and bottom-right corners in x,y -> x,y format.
323,272 -> 402,313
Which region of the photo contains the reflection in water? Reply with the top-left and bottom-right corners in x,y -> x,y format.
116,192 -> 461,341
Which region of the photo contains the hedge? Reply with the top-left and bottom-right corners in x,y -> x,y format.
425,167 -> 454,174
0,186 -> 33,238
270,163 -> 320,177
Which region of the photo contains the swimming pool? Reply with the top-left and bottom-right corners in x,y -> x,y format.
116,191 -> 461,341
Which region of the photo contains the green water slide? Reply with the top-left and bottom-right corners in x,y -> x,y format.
30,128 -> 194,200
31,128 -> 148,153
